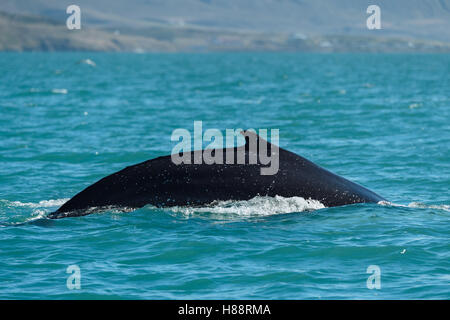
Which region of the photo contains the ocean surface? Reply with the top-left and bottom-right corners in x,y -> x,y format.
0,53 -> 448,299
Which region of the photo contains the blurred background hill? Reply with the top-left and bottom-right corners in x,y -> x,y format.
1,0 -> 450,52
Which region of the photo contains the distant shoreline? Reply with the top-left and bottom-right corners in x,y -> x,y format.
2,11 -> 450,53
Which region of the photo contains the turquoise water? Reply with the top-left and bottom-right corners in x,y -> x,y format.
0,53 -> 449,299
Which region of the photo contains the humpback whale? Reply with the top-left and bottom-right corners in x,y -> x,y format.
48,132 -> 386,219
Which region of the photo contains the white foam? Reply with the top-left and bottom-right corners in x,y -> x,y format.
51,88 -> 68,94
407,202 -> 450,211
378,201 -> 450,212
0,199 -> 69,225
79,59 -> 96,67
3,198 -> 69,208
166,195 -> 326,217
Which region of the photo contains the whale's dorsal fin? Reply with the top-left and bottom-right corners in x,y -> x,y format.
240,129 -> 277,145
240,130 -> 279,154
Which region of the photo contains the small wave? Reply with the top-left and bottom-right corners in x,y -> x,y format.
409,103 -> 421,109
79,59 -> 96,67
51,88 -> 68,94
47,205 -> 136,219
2,198 -> 69,209
241,97 -> 265,105
407,202 -> 450,211
166,196 -> 326,217
0,198 -> 68,226
27,88 -> 68,95
23,209 -> 49,223
0,210 -> 49,227
378,201 -> 450,212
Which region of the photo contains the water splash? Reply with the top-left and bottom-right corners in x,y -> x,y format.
165,196 -> 326,217
2,197 -> 448,226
